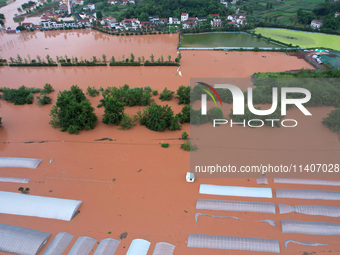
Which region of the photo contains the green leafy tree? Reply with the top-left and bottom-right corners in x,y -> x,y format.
96,10 -> 103,20
176,85 -> 190,104
138,103 -> 174,131
159,87 -> 174,101
99,96 -> 125,125
323,108 -> 340,133
49,86 -> 97,134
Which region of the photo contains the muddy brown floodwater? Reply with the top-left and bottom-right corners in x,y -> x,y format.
0,31 -> 179,60
0,31 -> 339,255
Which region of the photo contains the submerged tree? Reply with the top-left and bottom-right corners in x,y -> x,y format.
50,85 -> 97,134
98,96 -> 125,125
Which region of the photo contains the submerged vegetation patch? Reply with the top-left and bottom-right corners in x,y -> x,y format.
50,85 -> 97,134
0,83 -> 54,105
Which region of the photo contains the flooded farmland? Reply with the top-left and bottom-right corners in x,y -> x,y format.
0,30 -> 339,255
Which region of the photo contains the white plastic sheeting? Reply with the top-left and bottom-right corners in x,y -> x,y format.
43,232 -> 74,255
93,238 -> 120,255
187,233 -> 280,253
0,191 -> 82,221
195,213 -> 243,222
281,220 -> 340,235
68,237 -> 97,255
284,240 -> 327,250
276,189 -> 340,200
278,204 -> 340,217
152,242 -> 175,255
196,199 -> 276,214
257,220 -> 276,228
0,157 -> 42,168
0,177 -> 30,183
256,177 -> 268,185
0,223 -> 51,255
274,178 -> 340,186
199,185 -> 272,198
126,239 -> 151,255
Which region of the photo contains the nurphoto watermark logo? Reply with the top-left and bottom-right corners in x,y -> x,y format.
199,82 -> 311,128
190,78 -> 339,179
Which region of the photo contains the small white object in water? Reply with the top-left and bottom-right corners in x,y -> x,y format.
49,158 -> 53,163
179,71 -> 182,76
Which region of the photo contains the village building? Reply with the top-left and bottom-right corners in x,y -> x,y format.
169,17 -> 180,24
108,0 -> 118,4
101,17 -> 117,27
41,19 -> 90,29
181,13 -> 189,22
22,22 -> 34,29
159,18 -> 168,24
86,3 -> 95,10
120,18 -> 141,30
182,20 -> 194,29
211,17 -> 222,27
310,19 -> 323,29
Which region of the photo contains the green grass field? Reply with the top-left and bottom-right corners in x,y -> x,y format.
255,28 -> 340,51
181,32 -> 285,48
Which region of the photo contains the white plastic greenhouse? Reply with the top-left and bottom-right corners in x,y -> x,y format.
0,191 -> 82,221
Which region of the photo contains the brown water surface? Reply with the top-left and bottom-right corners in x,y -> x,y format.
0,33 -> 339,255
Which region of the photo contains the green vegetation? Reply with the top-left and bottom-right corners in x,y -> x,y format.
7,54 -> 181,68
138,103 -> 179,131
43,83 -> 54,93
21,1 -> 35,9
120,0 -> 227,21
25,0 -> 59,17
0,117 -> 2,126
152,90 -> 158,96
159,87 -> 174,101
191,107 -> 224,125
181,140 -> 197,151
18,187 -> 30,194
49,85 -> 97,134
176,85 -> 190,104
58,55 -> 107,66
323,108 -> 340,134
9,54 -> 57,67
161,143 -> 169,148
181,131 -> 188,139
101,84 -> 153,107
169,115 -> 182,130
87,86 -> 100,97
13,16 -> 25,23
237,0 -> 324,26
0,0 -> 7,8
99,96 -> 125,125
181,32 -> 286,48
178,105 -> 190,124
0,86 -> 41,105
254,28 -> 340,50
253,69 -> 340,131
110,53 -> 142,66
37,93 -> 52,105
119,114 -> 137,130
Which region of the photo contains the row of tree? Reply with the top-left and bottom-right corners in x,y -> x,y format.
7,53 -> 182,67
